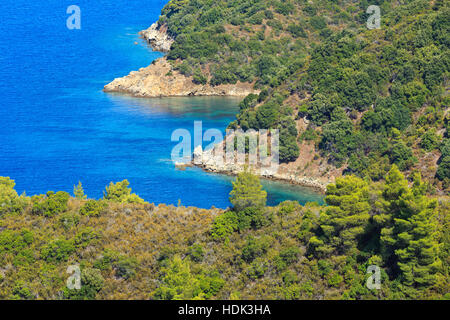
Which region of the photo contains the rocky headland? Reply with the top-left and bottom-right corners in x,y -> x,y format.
103,58 -> 258,98
103,23 -> 258,98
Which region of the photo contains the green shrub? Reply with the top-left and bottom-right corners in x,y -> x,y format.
310,16 -> 327,30
389,140 -> 416,170
210,66 -> 238,86
328,273 -> 344,288
32,191 -> 70,217
73,181 -> 87,200
211,211 -> 238,241
420,129 -> 440,151
64,268 -> 105,300
93,249 -> 119,271
193,70 -> 208,85
275,1 -> 295,15
236,206 -> 268,231
59,212 -> 80,230
11,280 -> 34,300
282,270 -> 298,285
248,258 -> 267,279
41,239 -> 75,262
0,177 -> 27,216
13,249 -> 34,267
287,24 -> 306,37
199,272 -> 225,299
242,236 -> 269,263
436,156 -> 450,181
249,12 -> 264,25
177,61 -> 193,76
115,256 -> 138,280
152,256 -> 203,300
79,200 -> 107,217
274,247 -> 300,272
187,244 -> 204,262
437,139 -> 450,181
103,180 -> 144,204
74,227 -> 101,249
279,247 -> 300,265
93,250 -> 138,279
0,229 -> 33,249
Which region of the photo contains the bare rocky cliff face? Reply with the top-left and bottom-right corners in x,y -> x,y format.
139,23 -> 174,53
103,23 -> 258,98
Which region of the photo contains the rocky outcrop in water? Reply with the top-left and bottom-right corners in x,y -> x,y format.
103,58 -> 258,97
139,23 -> 174,53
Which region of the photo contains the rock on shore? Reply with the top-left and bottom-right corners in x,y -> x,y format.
103,58 -> 258,97
139,23 -> 174,53
192,144 -> 331,193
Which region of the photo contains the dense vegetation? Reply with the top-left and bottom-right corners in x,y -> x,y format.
157,0 -> 449,190
1,0 -> 448,301
0,171 -> 448,299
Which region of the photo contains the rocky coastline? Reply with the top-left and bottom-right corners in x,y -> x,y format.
139,22 -> 174,53
197,163 -> 329,193
103,22 -> 259,98
191,145 -> 329,193
104,20 -> 333,193
103,58 -> 258,98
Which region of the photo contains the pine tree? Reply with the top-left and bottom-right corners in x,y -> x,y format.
229,170 -> 267,231
377,166 -> 442,288
309,175 -> 370,257
73,181 -> 87,200
151,255 -> 202,300
229,170 -> 267,212
0,177 -> 25,215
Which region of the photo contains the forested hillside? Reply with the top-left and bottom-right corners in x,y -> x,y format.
0,170 -> 448,299
157,0 -> 449,190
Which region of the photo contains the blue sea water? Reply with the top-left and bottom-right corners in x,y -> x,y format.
0,0 -> 324,208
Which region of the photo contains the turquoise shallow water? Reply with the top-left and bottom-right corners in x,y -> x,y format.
0,0 -> 324,208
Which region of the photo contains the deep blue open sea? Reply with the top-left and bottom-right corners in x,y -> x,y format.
0,0 -> 324,208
